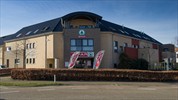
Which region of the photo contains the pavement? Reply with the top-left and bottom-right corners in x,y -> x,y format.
0,81 -> 178,100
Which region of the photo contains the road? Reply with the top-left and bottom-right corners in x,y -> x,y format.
0,82 -> 178,100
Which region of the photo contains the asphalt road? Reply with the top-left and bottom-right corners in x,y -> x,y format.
1,82 -> 178,100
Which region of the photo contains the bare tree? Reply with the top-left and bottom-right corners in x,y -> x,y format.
12,39 -> 36,68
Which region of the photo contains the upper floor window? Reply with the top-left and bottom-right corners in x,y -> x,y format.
70,39 -> 94,51
114,41 -> 118,53
25,31 -> 32,35
163,48 -> 169,52
79,25 -> 93,29
6,47 -> 11,51
124,43 -> 128,47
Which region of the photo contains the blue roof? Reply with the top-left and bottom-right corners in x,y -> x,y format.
0,11 -> 162,45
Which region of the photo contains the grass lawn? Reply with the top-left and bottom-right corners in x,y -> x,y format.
0,76 -> 63,87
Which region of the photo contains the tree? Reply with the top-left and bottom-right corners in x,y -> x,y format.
12,39 -> 36,68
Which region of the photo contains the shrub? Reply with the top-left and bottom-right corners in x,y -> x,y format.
0,68 -> 13,76
11,68 -> 178,82
118,53 -> 148,70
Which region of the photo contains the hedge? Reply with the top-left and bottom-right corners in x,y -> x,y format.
11,68 -> 178,82
0,68 -> 13,76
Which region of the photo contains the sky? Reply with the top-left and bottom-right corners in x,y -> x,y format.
0,0 -> 178,45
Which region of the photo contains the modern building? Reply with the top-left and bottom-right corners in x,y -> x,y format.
0,11 -> 162,69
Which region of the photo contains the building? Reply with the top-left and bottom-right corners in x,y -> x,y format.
161,44 -> 176,69
175,47 -> 178,64
0,11 -> 162,69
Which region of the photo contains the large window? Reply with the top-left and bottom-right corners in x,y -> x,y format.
70,39 -> 94,51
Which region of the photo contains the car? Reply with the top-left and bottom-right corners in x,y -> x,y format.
0,65 -> 7,69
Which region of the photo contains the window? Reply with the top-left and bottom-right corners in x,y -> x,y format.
26,58 -> 28,64
15,59 -> 20,64
26,44 -> 29,49
33,58 -> 35,64
88,39 -> 93,46
30,58 -> 32,64
79,25 -> 93,29
163,48 -> 169,52
32,43 -> 35,48
71,39 -> 76,46
176,54 -> 178,58
70,39 -> 94,51
29,43 -> 32,49
16,33 -> 22,37
34,29 -> 39,34
124,43 -> 128,47
42,26 -> 49,31
6,47 -> 11,51
114,41 -> 118,53
25,31 -> 32,35
83,39 -> 87,46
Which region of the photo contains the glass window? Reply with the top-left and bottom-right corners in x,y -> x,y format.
76,40 -> 82,46
76,47 -> 82,51
30,58 -> 32,64
15,59 -> 20,64
6,47 -> 11,51
29,43 -> 32,49
33,43 -> 35,48
26,44 -> 28,49
26,58 -> 28,64
16,33 -> 22,37
71,39 -> 76,46
88,39 -> 93,46
71,47 -> 77,51
83,39 -> 87,46
26,31 -> 32,35
83,47 -> 93,51
33,58 -> 35,64
34,29 -> 39,33
114,41 -> 118,53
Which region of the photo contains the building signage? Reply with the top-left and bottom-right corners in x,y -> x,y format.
78,29 -> 86,38
93,50 -> 105,69
70,52 -> 94,57
68,51 -> 80,69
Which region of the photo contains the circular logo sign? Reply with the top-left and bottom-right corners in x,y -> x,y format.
79,30 -> 85,35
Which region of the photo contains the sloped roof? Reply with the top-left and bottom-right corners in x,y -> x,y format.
0,11 -> 162,45
99,20 -> 162,44
12,17 -> 62,39
0,34 -> 16,45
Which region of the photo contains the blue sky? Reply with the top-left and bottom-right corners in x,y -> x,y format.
0,0 -> 178,45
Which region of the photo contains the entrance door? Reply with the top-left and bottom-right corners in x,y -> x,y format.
75,58 -> 93,68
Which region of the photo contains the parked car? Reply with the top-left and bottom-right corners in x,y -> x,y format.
0,65 -> 7,69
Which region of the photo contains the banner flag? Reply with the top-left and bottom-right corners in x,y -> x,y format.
68,51 -> 80,69
93,50 -> 105,69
